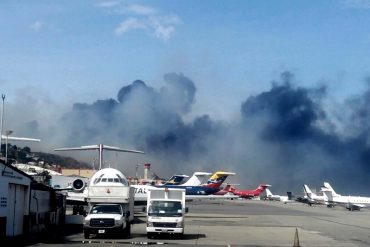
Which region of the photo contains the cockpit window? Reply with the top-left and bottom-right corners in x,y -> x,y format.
91,170 -> 129,186
116,174 -> 128,186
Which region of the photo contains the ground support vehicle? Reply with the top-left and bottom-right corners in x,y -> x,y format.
146,188 -> 187,238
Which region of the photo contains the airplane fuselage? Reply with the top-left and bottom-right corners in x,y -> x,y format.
329,195 -> 370,210
133,184 -> 219,196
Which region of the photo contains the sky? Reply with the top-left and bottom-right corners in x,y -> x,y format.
2,0 -> 370,194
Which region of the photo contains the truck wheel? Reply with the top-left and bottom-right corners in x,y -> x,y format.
84,230 -> 90,239
123,222 -> 131,237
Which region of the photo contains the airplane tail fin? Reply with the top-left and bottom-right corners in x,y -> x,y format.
203,171 -> 235,189
321,187 -> 333,201
265,188 -> 273,198
303,184 -> 314,198
323,182 -> 338,196
287,192 -> 294,200
255,184 -> 271,195
182,172 -> 211,186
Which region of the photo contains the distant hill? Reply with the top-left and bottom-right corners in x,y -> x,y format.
2,144 -> 90,168
34,152 -> 91,168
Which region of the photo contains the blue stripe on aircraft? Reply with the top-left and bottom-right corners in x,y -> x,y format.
155,185 -> 219,195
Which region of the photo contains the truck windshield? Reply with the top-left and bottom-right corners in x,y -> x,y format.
90,205 -> 122,214
148,201 -> 182,217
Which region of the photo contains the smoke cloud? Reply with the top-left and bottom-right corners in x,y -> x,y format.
9,72 -> 370,195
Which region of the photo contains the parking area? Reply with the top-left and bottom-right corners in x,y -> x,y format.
27,200 -> 370,246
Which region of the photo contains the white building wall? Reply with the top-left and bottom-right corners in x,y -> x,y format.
0,162 -> 32,237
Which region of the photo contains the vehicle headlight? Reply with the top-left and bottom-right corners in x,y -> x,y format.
176,221 -> 183,228
147,221 -> 153,227
84,218 -> 90,225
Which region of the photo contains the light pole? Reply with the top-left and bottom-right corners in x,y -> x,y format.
5,130 -> 13,163
0,94 -> 5,156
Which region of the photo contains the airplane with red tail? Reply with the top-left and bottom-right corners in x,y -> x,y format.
224,184 -> 271,199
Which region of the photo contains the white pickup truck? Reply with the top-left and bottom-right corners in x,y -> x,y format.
83,203 -> 131,238
146,187 -> 187,238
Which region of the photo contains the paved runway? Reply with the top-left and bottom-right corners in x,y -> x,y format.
30,199 -> 370,246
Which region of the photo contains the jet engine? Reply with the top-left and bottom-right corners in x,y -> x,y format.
72,178 -> 86,192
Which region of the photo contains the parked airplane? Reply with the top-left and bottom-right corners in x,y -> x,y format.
225,184 -> 271,199
214,183 -> 237,196
202,171 -> 236,188
303,184 -> 328,205
152,172 -> 212,186
54,143 -> 144,204
132,171 -> 235,204
265,188 -> 293,202
321,182 -> 370,211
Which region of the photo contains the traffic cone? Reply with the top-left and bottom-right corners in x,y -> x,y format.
293,228 -> 301,247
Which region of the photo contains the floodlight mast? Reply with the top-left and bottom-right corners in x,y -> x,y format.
0,94 -> 5,155
5,130 -> 13,163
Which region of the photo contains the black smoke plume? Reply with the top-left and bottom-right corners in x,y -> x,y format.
12,72 -> 370,195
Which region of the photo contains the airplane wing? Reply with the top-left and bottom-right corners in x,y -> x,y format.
2,136 -> 41,142
98,145 -> 144,154
55,144 -> 144,154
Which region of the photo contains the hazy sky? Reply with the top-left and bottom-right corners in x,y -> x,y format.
2,0 -> 370,118
3,1 -> 370,194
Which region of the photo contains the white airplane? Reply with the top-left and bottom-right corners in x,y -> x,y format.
66,167 -> 133,218
133,172 -> 211,203
265,188 -> 291,202
321,182 -> 370,211
132,171 -> 236,204
54,144 -> 144,203
303,184 -> 328,205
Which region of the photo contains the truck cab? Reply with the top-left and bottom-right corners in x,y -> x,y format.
146,188 -> 187,238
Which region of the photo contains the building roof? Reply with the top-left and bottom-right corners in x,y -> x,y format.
0,160 -> 34,180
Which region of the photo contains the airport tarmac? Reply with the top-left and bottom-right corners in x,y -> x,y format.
29,199 -> 370,246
